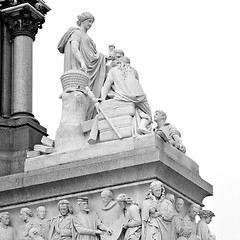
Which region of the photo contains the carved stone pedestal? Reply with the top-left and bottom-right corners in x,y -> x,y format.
0,134 -> 213,238
0,118 -> 47,176
55,91 -> 88,152
55,69 -> 90,152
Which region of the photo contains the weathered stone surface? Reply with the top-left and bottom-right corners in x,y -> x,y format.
0,134 -> 212,208
98,115 -> 133,142
0,118 -> 47,175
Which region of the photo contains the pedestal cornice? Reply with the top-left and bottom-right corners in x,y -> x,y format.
0,134 -> 213,208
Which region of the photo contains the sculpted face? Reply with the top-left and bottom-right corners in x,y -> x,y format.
1,214 -> 10,226
59,203 -> 69,216
175,199 -> 184,213
101,193 -> 112,207
79,202 -> 90,212
152,185 -> 162,198
206,216 -> 212,224
117,201 -> 126,210
154,111 -> 165,123
189,206 -> 199,219
115,52 -> 124,61
82,18 -> 94,30
111,51 -> 124,68
20,212 -> 28,222
37,206 -> 46,219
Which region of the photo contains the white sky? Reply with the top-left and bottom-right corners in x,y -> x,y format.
32,1 -> 240,239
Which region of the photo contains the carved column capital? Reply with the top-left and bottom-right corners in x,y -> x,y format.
0,2 -> 50,41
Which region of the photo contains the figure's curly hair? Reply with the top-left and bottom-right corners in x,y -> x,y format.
0,211 -> 9,220
199,209 -> 215,219
116,193 -> 134,205
20,208 -> 33,217
146,180 -> 165,202
57,199 -> 73,214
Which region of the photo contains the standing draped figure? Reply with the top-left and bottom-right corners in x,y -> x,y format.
58,12 -> 107,119
142,181 -> 174,240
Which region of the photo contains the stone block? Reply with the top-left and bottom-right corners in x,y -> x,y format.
0,118 -> 47,175
98,115 -> 133,142
98,99 -> 135,120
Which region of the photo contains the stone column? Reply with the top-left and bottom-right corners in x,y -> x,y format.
0,22 -> 12,118
12,35 -> 33,118
1,2 -> 50,120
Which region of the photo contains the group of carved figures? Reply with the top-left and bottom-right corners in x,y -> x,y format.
56,12 -> 186,153
0,181 -> 215,240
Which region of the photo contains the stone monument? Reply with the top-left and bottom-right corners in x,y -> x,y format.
0,4 -> 214,240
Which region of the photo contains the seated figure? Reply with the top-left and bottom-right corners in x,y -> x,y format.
153,110 -> 186,153
101,56 -> 152,134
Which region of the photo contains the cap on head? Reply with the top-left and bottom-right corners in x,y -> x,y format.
76,196 -> 89,204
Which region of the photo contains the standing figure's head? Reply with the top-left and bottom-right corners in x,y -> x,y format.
36,206 -> 46,220
77,197 -> 90,213
101,189 -> 114,207
77,12 -> 95,31
0,212 -> 10,226
199,210 -> 215,224
188,203 -> 200,220
154,110 -> 167,124
116,193 -> 133,210
20,208 -> 33,223
149,180 -> 165,200
57,199 -> 73,216
175,198 -> 185,213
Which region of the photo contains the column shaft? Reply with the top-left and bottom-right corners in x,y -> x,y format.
1,23 -> 12,117
12,35 -> 33,116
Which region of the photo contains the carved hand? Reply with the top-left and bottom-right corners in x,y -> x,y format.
106,229 -> 113,235
95,230 -> 104,235
122,223 -> 128,229
80,61 -> 87,73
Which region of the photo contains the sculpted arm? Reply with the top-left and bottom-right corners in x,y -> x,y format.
141,201 -> 150,235
73,218 -> 98,236
96,218 -> 112,235
71,40 -> 87,73
126,205 -> 141,228
101,72 -> 114,100
169,125 -> 186,152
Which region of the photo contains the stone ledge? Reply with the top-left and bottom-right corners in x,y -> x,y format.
25,133 -> 198,173
0,134 -> 213,207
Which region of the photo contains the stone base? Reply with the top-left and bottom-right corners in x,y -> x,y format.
0,117 -> 47,175
6,133 -> 212,206
0,133 -> 213,237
